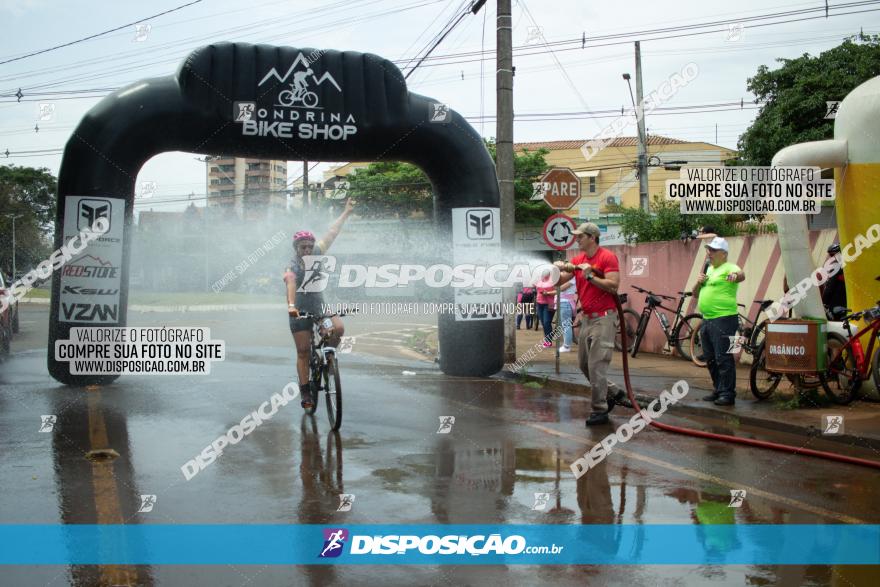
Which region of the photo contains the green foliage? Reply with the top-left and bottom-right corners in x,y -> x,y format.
0,165 -> 57,275
346,161 -> 432,219
616,196 -> 742,243
345,139 -> 550,222
739,33 -> 880,165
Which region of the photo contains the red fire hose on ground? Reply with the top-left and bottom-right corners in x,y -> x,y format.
610,295 -> 880,470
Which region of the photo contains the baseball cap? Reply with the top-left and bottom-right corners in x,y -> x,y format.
572,222 -> 601,236
705,236 -> 729,252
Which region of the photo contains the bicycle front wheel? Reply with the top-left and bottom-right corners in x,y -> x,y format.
674,313 -> 703,362
615,309 -> 640,353
324,355 -> 343,431
630,312 -> 650,358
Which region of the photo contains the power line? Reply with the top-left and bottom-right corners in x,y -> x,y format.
0,0 -> 205,67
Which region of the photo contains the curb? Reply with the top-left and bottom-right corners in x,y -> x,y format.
495,369 -> 880,452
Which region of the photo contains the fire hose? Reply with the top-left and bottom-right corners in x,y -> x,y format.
569,260 -> 880,470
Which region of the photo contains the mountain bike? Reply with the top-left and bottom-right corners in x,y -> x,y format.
628,286 -> 702,361
278,84 -> 319,108
824,302 -> 880,404
690,299 -> 774,368
299,312 -> 344,430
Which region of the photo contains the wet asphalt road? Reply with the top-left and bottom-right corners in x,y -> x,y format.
1,304 -> 879,586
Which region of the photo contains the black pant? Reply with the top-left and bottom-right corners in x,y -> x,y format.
701,314 -> 739,399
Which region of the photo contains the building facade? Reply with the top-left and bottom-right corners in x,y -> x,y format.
206,156 -> 288,220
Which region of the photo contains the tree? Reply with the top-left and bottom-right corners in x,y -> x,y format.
739,33 -> 880,165
344,139 -> 550,222
345,161 -> 432,219
0,165 -> 57,276
616,196 -> 741,244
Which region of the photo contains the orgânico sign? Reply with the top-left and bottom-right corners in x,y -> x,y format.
539,167 -> 582,210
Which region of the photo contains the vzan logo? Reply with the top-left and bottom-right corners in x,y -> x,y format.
239,52 -> 358,141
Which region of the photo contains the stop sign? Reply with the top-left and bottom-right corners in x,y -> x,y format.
539,167 -> 581,210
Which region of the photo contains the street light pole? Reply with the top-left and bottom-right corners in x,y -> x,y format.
4,213 -> 22,280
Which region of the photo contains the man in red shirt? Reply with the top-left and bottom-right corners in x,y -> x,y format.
555,222 -> 622,426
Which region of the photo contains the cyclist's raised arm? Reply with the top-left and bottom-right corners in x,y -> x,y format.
318,199 -> 355,253
283,267 -> 299,316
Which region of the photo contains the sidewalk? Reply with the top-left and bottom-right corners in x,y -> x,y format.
499,324 -> 880,451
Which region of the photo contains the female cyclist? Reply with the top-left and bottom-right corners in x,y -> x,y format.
283,199 -> 355,409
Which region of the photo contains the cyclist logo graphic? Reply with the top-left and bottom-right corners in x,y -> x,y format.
822,415 -> 844,435
728,489 -> 746,507
39,415 -> 57,433
628,257 -> 648,276
319,528 -> 349,558
532,492 -> 551,511
298,255 -> 337,293
726,335 -> 747,354
337,494 -> 355,512
437,416 -> 455,434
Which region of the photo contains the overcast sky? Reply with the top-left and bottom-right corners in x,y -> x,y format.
1,0 -> 876,213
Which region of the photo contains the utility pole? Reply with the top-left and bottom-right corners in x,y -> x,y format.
303,161 -> 310,209
497,0 -> 516,363
634,41 -> 649,212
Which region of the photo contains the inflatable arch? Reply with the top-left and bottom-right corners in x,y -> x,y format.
48,43 -> 503,385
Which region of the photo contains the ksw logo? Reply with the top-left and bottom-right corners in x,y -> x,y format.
61,303 -> 118,322
62,286 -> 119,296
466,210 -> 493,239
297,255 -> 337,293
319,528 -> 349,558
77,199 -> 111,232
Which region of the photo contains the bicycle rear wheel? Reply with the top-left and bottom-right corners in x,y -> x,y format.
304,350 -> 320,415
822,333 -> 859,404
872,345 -> 880,394
688,323 -> 707,368
324,354 -> 343,431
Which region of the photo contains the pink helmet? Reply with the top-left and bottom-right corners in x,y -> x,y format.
293,230 -> 315,244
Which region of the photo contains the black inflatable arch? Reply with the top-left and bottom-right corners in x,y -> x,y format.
48,42 -> 503,385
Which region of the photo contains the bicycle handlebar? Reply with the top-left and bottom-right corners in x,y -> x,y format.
630,285 -> 675,301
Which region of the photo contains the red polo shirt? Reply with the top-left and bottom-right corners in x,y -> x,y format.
571,247 -> 619,314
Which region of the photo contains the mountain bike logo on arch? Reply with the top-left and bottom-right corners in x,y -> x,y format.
238,52 -> 358,141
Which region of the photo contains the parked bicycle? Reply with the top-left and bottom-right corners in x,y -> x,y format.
690,299 -> 774,368
823,302 -> 880,404
299,311 -> 348,430
627,286 -> 702,361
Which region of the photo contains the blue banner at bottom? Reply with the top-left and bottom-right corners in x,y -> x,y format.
0,525 -> 877,565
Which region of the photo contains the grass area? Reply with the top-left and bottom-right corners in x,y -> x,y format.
21,288 -> 280,305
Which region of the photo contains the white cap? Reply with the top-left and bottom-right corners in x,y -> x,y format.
705,236 -> 729,252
